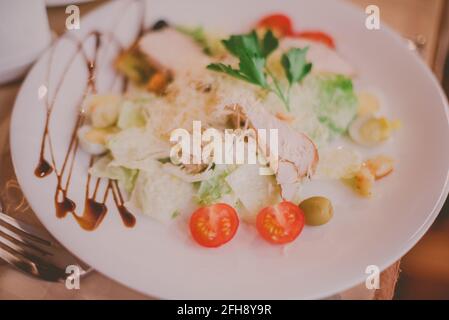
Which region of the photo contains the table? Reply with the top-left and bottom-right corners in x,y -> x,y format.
0,0 -> 445,300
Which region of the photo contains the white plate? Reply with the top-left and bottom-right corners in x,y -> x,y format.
11,0 -> 449,299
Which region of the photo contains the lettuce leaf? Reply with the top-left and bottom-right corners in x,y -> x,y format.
194,167 -> 232,206
311,74 -> 358,135
225,164 -> 280,223
176,25 -> 227,56
129,165 -> 195,223
117,100 -> 146,129
89,155 -> 138,194
106,127 -> 169,171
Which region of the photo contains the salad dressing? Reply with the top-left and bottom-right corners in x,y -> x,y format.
33,0 -> 150,230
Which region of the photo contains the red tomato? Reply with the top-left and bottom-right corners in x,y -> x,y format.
189,203 -> 239,248
257,13 -> 294,36
256,201 -> 305,245
294,31 -> 336,49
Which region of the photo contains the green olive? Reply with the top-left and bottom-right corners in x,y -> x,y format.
299,196 -> 333,226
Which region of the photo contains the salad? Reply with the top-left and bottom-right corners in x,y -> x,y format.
77,14 -> 399,248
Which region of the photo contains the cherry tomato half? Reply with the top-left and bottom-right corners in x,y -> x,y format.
294,31 -> 336,49
189,203 -> 239,248
256,201 -> 305,245
257,13 -> 294,36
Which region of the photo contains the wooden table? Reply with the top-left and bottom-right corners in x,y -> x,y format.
0,0 -> 445,300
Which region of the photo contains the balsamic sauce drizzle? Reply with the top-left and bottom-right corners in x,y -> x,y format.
34,0 -> 147,231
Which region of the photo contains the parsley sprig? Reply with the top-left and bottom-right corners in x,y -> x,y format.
207,30 -> 312,112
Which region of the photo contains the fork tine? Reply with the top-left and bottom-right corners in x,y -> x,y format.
0,212 -> 54,247
0,236 -> 44,263
0,225 -> 53,256
0,213 -> 90,283
0,240 -> 41,276
0,240 -> 67,282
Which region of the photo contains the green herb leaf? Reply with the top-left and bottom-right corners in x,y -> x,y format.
281,47 -> 312,85
261,29 -> 279,58
207,63 -> 250,82
207,30 -> 312,112
222,31 -> 262,58
238,52 -> 268,87
208,31 -> 270,88
207,54 -> 267,88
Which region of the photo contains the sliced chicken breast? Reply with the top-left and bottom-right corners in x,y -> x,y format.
228,104 -> 319,198
139,28 -> 210,75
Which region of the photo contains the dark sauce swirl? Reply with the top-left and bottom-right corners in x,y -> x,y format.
35,158 -> 53,178
33,0 -> 151,231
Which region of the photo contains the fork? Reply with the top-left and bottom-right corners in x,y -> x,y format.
0,211 -> 90,282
